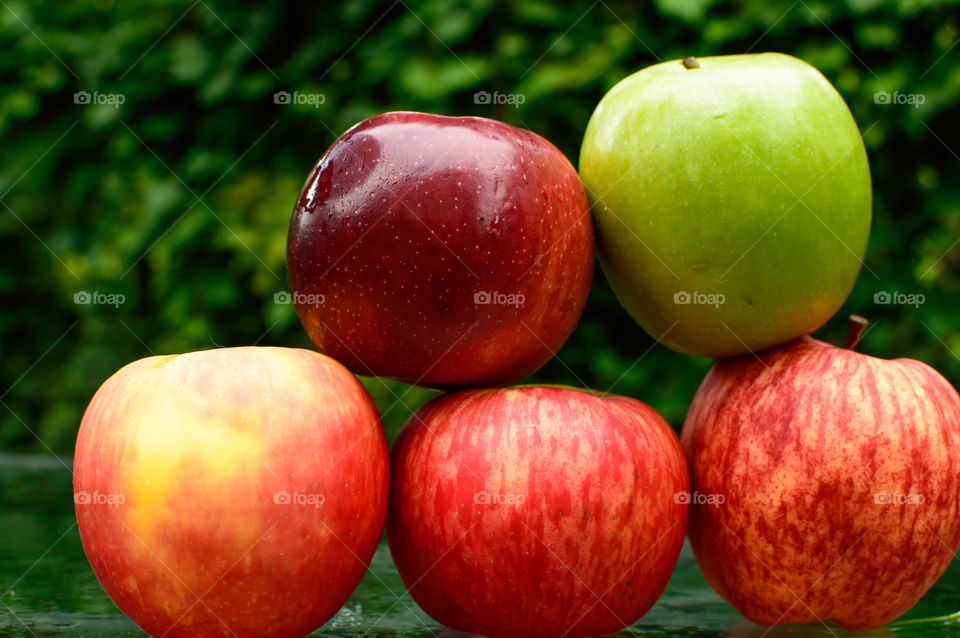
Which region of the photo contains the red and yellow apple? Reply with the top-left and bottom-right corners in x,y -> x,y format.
387,385 -> 688,638
73,346 -> 388,638
681,329 -> 960,629
287,111 -> 594,388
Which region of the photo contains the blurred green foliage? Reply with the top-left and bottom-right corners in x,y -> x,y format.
1,0 -> 958,455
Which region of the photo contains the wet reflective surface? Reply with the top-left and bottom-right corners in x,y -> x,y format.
2,453 -> 959,637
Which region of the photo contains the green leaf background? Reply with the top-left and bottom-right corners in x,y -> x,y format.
1,0 -> 958,454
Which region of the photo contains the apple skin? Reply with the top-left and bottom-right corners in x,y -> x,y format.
73,347 -> 388,638
287,111 -> 594,388
579,53 -> 871,357
680,336 -> 960,629
387,386 -> 689,638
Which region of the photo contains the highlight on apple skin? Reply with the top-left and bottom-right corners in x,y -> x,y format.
680,334 -> 960,629
387,385 -> 689,638
73,346 -> 389,638
287,111 -> 594,389
579,53 -> 872,358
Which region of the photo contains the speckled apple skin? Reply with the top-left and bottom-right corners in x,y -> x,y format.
287,111 -> 594,388
580,54 -> 872,358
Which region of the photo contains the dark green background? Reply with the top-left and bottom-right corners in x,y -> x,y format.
2,0 -> 958,455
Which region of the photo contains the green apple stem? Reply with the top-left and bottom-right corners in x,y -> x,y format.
846,315 -> 868,350
890,609 -> 960,629
682,56 -> 700,69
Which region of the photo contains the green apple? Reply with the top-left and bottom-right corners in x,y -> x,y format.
579,53 -> 871,357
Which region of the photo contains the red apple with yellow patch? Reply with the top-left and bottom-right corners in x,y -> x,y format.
73,347 -> 388,638
388,385 -> 688,637
681,320 -> 960,629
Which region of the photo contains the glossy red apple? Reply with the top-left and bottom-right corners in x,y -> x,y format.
287,111 -> 594,388
681,320 -> 960,629
74,347 -> 388,638
387,385 -> 688,637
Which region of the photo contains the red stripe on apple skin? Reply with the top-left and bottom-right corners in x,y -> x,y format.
74,347 -> 388,638
388,386 -> 688,638
681,337 -> 960,630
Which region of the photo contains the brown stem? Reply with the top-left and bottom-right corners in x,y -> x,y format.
682,56 -> 700,69
847,315 -> 868,350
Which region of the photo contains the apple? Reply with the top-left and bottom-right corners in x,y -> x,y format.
579,53 -> 872,357
287,111 -> 594,388
387,385 -> 688,637
680,319 -> 960,629
73,347 -> 388,638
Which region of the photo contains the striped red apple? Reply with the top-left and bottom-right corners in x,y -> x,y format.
681,321 -> 960,629
387,386 -> 688,638
74,347 -> 388,638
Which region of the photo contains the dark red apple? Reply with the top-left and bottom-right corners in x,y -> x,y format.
287,111 -> 594,387
387,385 -> 689,637
681,321 -> 960,629
73,347 -> 389,638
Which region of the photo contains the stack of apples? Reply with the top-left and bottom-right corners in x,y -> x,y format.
74,53 -> 960,638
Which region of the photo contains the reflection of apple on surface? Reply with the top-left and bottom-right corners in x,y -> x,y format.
579,53 -> 871,357
287,111 -> 594,388
74,347 -> 388,638
681,323 -> 960,629
724,619 -> 900,638
431,631 -> 638,638
388,385 -> 688,638
431,632 -> 639,638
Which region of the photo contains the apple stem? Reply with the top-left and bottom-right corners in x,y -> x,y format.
846,315 -> 868,350
682,56 -> 700,69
